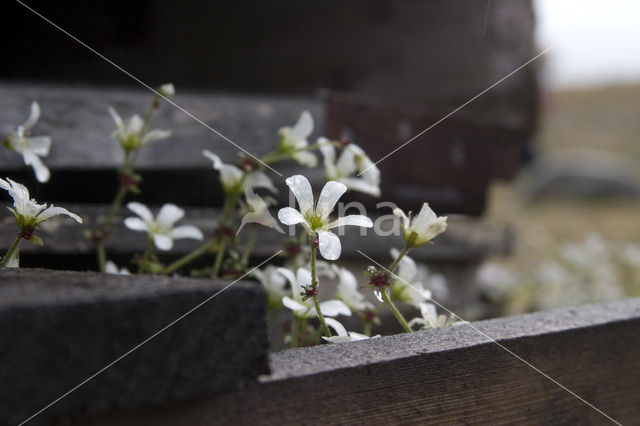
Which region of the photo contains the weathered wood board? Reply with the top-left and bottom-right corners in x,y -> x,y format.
0,268 -> 269,425
86,297 -> 640,425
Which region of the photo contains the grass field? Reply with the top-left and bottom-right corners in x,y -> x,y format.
480,84 -> 640,315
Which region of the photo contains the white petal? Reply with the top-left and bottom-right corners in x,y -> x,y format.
282,296 -> 308,314
141,129 -> 171,145
245,171 -> 278,193
278,207 -> 307,226
336,147 -> 357,176
292,110 -> 313,139
324,317 -> 348,337
393,208 -> 410,229
127,202 -> 154,224
348,332 -> 372,341
336,177 -> 381,197
338,268 -> 358,292
203,150 -> 223,169
127,114 -> 144,135
317,230 -> 342,260
108,107 -> 125,132
316,181 -> 347,220
21,102 -> 41,130
156,203 -> 184,227
0,178 -> 11,192
37,206 -> 82,223
327,215 -> 373,229
171,225 -> 204,240
276,267 -> 299,293
25,136 -> 52,156
153,234 -> 174,251
292,151 -> 318,167
22,151 -> 50,183
124,217 -> 149,231
319,299 -> 351,317
159,83 -> 175,97
296,268 -> 312,289
285,175 -> 314,213
411,203 -> 437,231
105,261 -> 118,274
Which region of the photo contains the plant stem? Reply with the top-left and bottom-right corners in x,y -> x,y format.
388,246 -> 410,274
240,223 -> 258,266
211,241 -> 226,278
96,184 -> 129,272
310,238 -> 331,337
163,239 -> 218,275
381,287 -> 412,333
363,321 -> 372,337
1,236 -> 22,267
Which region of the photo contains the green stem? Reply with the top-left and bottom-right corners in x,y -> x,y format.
163,239 -> 218,275
381,287 -> 412,333
389,246 -> 410,274
96,182 -> 129,272
363,320 -> 372,337
240,223 -> 258,266
310,238 -> 331,337
97,244 -> 107,273
211,241 -> 226,278
1,236 -> 22,267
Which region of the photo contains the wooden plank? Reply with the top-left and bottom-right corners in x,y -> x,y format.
85,298 -> 640,425
0,205 -> 511,268
0,268 -> 269,424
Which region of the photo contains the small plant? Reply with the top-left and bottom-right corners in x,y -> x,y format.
1,86 -> 455,348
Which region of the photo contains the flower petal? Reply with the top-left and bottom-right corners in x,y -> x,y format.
245,171 -> 278,193
153,233 -> 174,251
21,102 -> 41,130
171,225 -> 204,240
282,296 -> 308,315
318,230 -> 342,260
276,267 -> 298,293
296,267 -> 312,289
335,147 -> 357,176
108,106 -> 125,132
316,181 -> 347,220
292,151 -> 318,167
124,217 -> 149,232
141,129 -> 171,145
22,150 -> 50,183
327,214 -> 373,229
278,207 -> 307,226
127,202 -> 154,224
324,317 -> 348,337
319,299 -> 351,317
25,136 -> 52,156
156,203 -> 184,227
37,206 -> 82,223
292,110 -> 313,139
285,175 -> 314,214
336,177 -> 381,197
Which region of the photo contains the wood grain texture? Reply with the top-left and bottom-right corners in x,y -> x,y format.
86,298 -> 640,425
0,268 -> 269,425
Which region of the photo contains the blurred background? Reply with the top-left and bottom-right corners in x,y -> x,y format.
1,0 -> 639,319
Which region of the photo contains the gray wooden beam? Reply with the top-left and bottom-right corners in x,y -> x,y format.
0,268 -> 269,425
87,297 -> 640,425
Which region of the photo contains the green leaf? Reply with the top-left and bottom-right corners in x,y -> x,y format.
28,235 -> 44,246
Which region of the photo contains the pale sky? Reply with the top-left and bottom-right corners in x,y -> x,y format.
535,0 -> 640,88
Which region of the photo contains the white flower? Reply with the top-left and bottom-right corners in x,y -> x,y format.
3,102 -> 52,182
318,138 -> 381,197
408,302 -> 449,330
322,318 -> 378,343
393,203 -> 447,248
278,111 -> 317,167
108,107 -> 171,151
277,267 -> 351,319
278,175 -> 373,260
202,150 -> 277,194
253,265 -> 288,309
334,265 -> 374,312
0,178 -> 82,228
158,83 -> 175,98
237,185 -> 284,235
105,260 -> 130,275
389,248 -> 433,308
124,202 -> 203,251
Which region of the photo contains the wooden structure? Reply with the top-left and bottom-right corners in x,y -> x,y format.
3,267 -> 638,424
